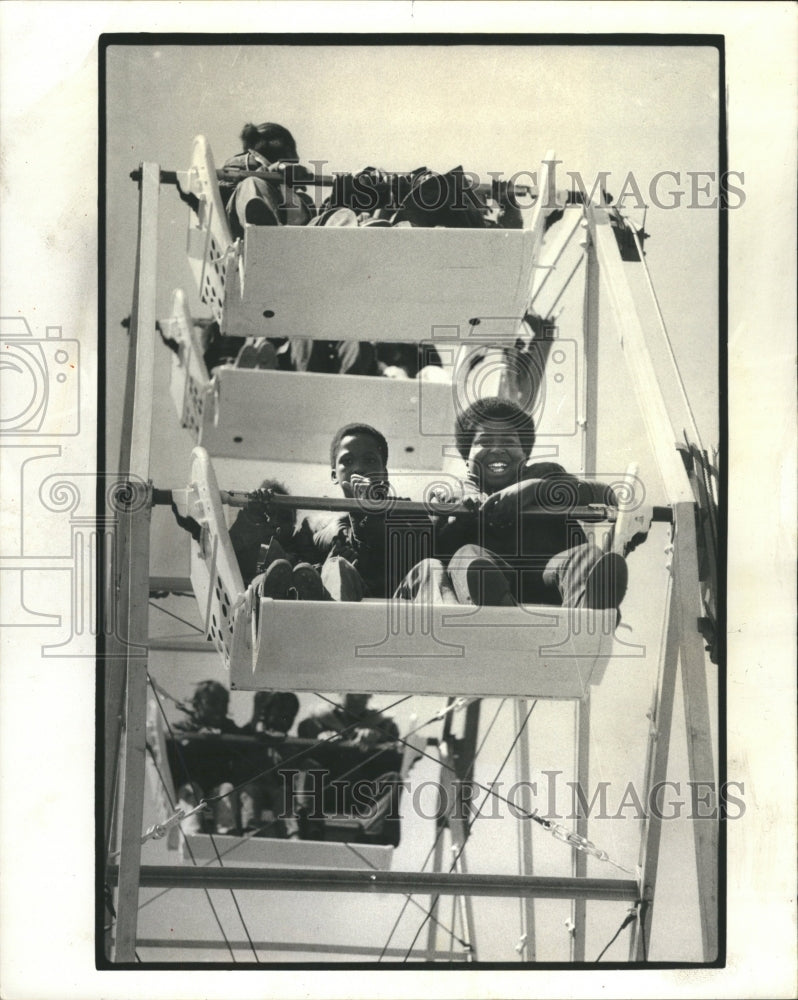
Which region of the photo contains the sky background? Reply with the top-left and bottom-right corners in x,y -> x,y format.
103,40 -> 719,965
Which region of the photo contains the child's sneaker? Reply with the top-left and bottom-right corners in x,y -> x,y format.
290,563 -> 326,601
583,552 -> 628,610
259,559 -> 293,599
244,197 -> 279,226
463,557 -> 519,607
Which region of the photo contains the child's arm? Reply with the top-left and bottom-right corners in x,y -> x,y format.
481,465 -> 615,525
229,500 -> 279,585
314,514 -> 352,558
292,517 -> 325,565
348,474 -> 431,553
350,714 -> 400,747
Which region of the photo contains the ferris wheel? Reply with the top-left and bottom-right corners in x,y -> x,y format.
103,137 -> 719,964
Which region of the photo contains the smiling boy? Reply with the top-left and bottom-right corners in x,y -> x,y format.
315,423 -> 431,600
399,397 -> 628,614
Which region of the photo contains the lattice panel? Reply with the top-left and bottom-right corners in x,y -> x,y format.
183,371 -> 204,437
165,288 -> 210,440
206,563 -> 235,662
199,231 -> 228,323
187,447 -> 246,671
184,135 -> 234,326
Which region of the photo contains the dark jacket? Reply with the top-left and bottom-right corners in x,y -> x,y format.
229,510 -> 321,587
434,462 -> 617,604
297,705 -> 399,743
314,508 -> 434,599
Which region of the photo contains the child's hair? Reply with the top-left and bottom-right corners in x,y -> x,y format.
252,690 -> 300,722
240,122 -> 298,162
189,680 -> 229,721
455,397 -> 536,460
258,477 -> 295,529
329,423 -> 389,468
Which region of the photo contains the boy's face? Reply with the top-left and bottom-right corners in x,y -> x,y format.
331,433 -> 388,498
264,705 -> 296,734
466,427 -> 528,492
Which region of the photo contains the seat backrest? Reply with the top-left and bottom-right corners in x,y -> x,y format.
236,598 -> 616,698
223,226 -> 536,343
199,366 -> 458,470
164,288 -> 210,437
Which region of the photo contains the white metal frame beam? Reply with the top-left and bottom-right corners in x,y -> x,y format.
107,161 -> 160,963
589,205 -> 718,960
109,865 -> 640,900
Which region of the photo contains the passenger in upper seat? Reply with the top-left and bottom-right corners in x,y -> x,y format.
220,121 -> 315,239
397,397 -> 629,618
393,167 -> 487,228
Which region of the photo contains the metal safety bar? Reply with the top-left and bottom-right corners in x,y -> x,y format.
152,486 -> 673,524
131,166 -> 535,199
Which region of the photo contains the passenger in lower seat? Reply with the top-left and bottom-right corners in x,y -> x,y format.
174,680 -> 241,836
243,691 -> 300,739
396,397 -> 629,617
297,693 -> 400,746
239,692 -> 301,838
293,694 -> 402,842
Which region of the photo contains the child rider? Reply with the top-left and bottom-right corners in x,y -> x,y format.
398,396 -> 628,615
315,422 -> 431,601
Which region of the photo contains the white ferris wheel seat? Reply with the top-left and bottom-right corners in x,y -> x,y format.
184,447 -> 618,701
180,135 -> 547,344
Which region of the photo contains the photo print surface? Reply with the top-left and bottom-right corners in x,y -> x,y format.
100,38 -> 725,966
